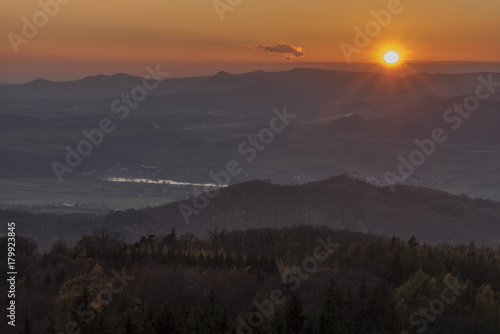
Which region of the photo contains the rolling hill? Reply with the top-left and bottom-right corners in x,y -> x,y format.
6,175 -> 500,251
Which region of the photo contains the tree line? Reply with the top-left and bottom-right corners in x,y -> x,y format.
1,226 -> 499,333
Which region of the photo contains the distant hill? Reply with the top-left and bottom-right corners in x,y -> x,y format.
0,68 -> 495,101
0,74 -> 145,98
2,67 -> 500,202
203,70 -> 241,88
151,175 -> 500,246
6,175 -> 500,250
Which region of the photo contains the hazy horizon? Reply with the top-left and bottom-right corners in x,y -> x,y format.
2,0 -> 500,83
3,60 -> 500,84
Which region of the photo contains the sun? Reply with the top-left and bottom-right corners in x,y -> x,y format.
383,51 -> 400,64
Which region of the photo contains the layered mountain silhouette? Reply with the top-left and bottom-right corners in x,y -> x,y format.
2,68 -> 500,200
2,68 -> 498,101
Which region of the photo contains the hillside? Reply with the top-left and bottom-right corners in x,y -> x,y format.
5,175 -> 500,251
150,175 -> 500,246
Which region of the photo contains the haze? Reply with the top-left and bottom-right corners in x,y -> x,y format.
1,0 -> 500,82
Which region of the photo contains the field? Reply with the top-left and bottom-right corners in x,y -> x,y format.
0,177 -> 178,213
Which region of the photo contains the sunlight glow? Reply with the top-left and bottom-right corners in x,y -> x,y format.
384,51 -> 400,64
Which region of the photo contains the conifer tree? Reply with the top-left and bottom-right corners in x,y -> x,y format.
285,294 -> 306,334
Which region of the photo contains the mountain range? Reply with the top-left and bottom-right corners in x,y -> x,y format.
1,68 -> 498,101
1,68 -> 500,204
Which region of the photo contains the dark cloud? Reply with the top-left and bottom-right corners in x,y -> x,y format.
255,42 -> 305,60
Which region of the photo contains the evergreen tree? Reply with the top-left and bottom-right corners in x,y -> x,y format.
247,305 -> 268,334
154,304 -> 177,333
319,279 -> 347,333
285,294 -> 306,334
164,228 -> 178,253
355,277 -> 368,331
45,271 -> 52,285
272,311 -> 287,334
367,281 -> 390,329
23,273 -> 33,289
343,286 -> 354,331
391,251 -> 403,285
189,289 -> 231,334
142,304 -> 156,334
300,316 -> 319,334
23,316 -> 32,334
122,313 -> 139,334
45,317 -> 56,334
407,235 -> 419,249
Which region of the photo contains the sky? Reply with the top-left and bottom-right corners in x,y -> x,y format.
1,0 -> 499,83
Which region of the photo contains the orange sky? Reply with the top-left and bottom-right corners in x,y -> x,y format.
1,0 -> 499,82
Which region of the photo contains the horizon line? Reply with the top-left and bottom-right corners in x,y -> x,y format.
3,60 -> 500,85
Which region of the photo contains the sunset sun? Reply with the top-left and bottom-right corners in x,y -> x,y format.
383,51 -> 400,64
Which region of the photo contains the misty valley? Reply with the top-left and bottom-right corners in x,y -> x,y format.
1,50 -> 500,334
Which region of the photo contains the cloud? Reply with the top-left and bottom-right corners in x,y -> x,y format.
254,42 -> 305,60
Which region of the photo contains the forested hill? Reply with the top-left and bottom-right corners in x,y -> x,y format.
3,175 -> 500,250
149,175 -> 500,246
